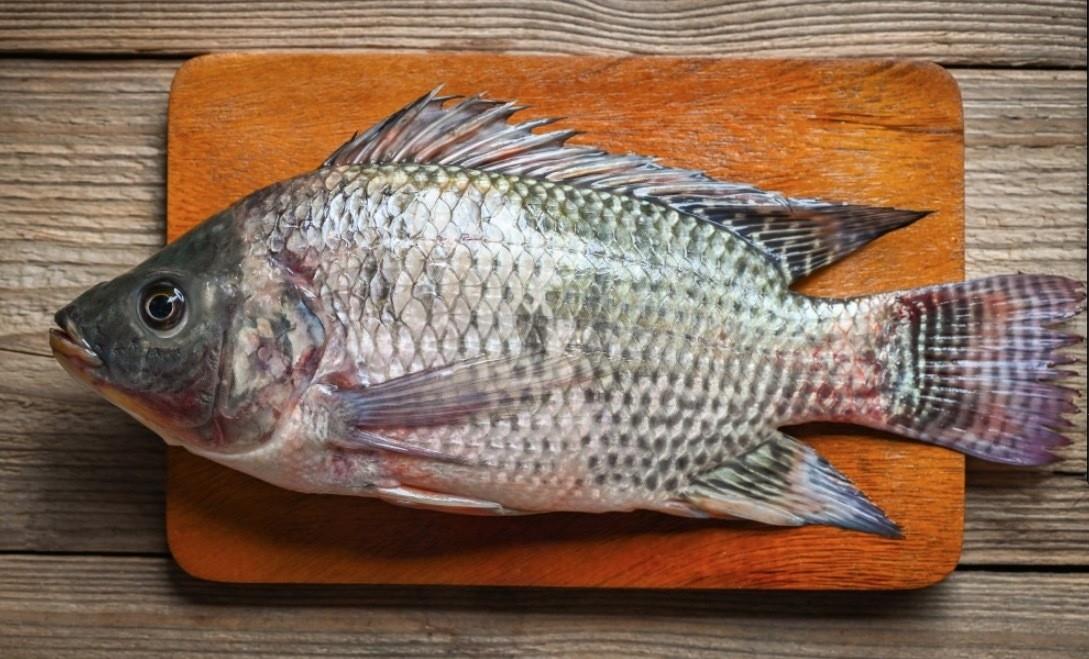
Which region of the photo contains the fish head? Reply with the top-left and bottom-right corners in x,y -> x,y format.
50,210 -> 252,452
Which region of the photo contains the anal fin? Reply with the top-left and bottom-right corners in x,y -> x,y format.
682,432 -> 901,538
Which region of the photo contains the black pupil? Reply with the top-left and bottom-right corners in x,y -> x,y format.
147,293 -> 175,321
142,283 -> 184,330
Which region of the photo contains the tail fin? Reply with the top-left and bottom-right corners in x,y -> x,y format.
874,275 -> 1085,465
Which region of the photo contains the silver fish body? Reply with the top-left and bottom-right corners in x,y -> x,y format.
232,164 -> 851,509
52,90 -> 1085,536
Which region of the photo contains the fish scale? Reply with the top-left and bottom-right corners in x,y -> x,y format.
51,88 -> 1083,536
243,162 -> 838,511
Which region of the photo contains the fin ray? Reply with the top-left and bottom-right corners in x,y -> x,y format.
331,430 -> 467,464
375,484 -> 529,515
327,350 -> 589,432
867,274 -> 1086,465
692,203 -> 928,280
682,432 -> 901,537
323,88 -> 926,282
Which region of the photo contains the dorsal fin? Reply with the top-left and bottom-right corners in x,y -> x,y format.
325,88 -> 927,282
693,203 -> 928,281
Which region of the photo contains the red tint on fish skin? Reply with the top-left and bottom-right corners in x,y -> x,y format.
328,448 -> 358,482
89,377 -> 223,448
277,245 -> 321,283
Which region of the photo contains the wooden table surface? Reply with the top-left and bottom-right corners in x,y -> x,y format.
0,2 -> 1085,656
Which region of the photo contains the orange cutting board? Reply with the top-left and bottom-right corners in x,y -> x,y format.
166,53 -> 965,589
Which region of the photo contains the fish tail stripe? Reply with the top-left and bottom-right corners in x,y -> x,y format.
879,275 -> 1085,465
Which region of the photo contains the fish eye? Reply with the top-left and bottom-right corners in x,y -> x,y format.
139,281 -> 186,333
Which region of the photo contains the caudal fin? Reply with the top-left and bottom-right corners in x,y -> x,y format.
875,275 -> 1085,465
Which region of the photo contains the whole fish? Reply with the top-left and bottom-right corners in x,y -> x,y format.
51,89 -> 1085,537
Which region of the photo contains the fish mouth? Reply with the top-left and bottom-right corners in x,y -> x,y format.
49,316 -> 103,370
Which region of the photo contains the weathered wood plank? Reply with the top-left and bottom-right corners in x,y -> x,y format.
964,469 -> 1089,565
0,352 -> 167,554
0,60 -> 172,359
0,60 -> 1084,563
0,1 -> 1084,67
0,555 -> 1087,658
957,70 -> 1088,287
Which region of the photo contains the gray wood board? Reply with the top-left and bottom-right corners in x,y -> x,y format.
1,555 -> 1088,658
0,1 -> 1084,67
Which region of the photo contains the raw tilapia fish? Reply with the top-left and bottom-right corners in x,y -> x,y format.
51,89 -> 1085,537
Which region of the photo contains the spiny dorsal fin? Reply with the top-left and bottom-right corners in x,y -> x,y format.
325,88 -> 927,282
682,432 -> 901,537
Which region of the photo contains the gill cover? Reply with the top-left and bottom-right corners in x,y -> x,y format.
213,257 -> 326,453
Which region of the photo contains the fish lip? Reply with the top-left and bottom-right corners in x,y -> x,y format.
49,319 -> 103,369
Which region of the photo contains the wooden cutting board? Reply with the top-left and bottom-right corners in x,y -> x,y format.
166,53 -> 965,589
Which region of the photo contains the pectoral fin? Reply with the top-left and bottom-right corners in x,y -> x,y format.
337,352 -> 587,428
681,432 -> 901,538
326,351 -> 589,463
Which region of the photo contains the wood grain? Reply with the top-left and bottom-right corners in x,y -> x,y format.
164,53 -> 965,588
0,1 -> 1084,68
1,554 -> 1088,658
0,351 -> 165,553
0,60 -> 1083,567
